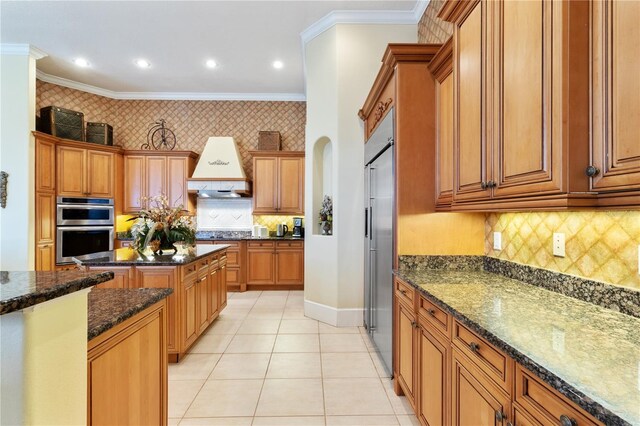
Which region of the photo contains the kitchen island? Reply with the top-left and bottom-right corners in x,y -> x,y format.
75,244 -> 229,362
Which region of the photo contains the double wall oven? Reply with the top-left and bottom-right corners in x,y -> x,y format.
56,197 -> 114,264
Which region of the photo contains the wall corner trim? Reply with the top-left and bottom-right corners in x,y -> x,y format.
304,299 -> 363,327
0,43 -> 47,59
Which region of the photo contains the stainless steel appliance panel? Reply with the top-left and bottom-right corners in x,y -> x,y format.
56,226 -> 114,264
364,109 -> 394,377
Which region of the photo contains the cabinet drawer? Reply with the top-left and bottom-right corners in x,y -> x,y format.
418,296 -> 449,338
197,257 -> 211,277
276,240 -> 304,249
395,278 -> 415,307
515,365 -> 600,426
248,241 -> 275,249
452,320 -> 511,391
181,263 -> 198,281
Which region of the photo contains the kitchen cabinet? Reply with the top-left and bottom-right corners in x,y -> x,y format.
246,240 -> 304,289
87,299 -> 167,426
208,267 -> 220,322
439,0 -> 594,210
218,260 -> 228,310
251,151 -> 304,215
428,38 -> 455,209
212,240 -> 246,292
57,145 -> 115,198
124,151 -> 198,213
36,137 -> 56,193
392,276 -> 603,426
35,135 -> 57,271
591,0 -> 640,202
95,266 -> 131,289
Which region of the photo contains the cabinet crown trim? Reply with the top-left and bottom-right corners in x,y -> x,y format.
33,131 -> 124,153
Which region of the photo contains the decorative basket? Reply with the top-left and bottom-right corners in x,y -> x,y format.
258,131 -> 282,151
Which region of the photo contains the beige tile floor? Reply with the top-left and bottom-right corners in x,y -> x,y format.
169,290 -> 419,426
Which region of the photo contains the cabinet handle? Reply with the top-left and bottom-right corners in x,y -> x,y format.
585,165 -> 600,177
427,309 -> 436,316
487,180 -> 497,188
480,181 -> 487,190
559,415 -> 577,426
198,276 -> 207,283
507,423 -> 513,426
469,342 -> 480,353
400,289 -> 407,296
410,320 -> 417,328
495,410 -> 506,422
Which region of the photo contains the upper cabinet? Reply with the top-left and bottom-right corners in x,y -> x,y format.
251,151 -> 304,215
591,0 -> 640,200
439,0 -> 596,210
123,151 -> 198,213
56,140 -> 118,198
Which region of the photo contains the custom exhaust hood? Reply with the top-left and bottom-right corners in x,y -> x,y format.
188,137 -> 252,198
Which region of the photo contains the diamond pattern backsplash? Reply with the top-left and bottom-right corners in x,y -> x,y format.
417,0 -> 453,44
486,211 -> 640,289
36,80 -> 306,181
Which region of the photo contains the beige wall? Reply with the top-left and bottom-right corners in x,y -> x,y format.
36,80 -> 306,180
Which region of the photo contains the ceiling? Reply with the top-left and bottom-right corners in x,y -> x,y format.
1,1 -> 422,99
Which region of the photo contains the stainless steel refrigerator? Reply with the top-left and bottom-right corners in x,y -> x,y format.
364,110 -> 394,376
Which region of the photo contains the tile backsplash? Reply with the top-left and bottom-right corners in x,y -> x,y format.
485,211 -> 640,290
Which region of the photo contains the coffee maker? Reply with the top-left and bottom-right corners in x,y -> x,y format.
292,217 -> 304,238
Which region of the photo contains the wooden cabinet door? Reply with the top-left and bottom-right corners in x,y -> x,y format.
512,404 -> 543,426
182,277 -> 198,350
36,244 -> 55,271
218,264 -> 227,309
57,145 -> 86,196
275,249 -> 304,285
418,323 -> 449,426
86,150 -> 115,197
491,0 -> 560,198
277,157 -> 304,214
35,192 -> 55,245
208,267 -> 220,322
436,71 -> 454,207
452,349 -> 510,426
197,275 -> 209,334
253,157 -> 278,213
167,156 -> 189,209
124,155 -> 145,212
247,249 -> 275,285
395,299 -> 416,405
90,266 -> 132,289
36,138 -> 56,192
453,0 -> 490,202
136,267 -> 178,353
146,156 -> 167,200
591,0 -> 640,192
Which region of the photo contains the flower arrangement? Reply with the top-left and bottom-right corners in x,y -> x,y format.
129,195 -> 196,253
318,195 -> 333,235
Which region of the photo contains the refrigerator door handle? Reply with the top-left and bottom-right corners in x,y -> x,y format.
364,208 -> 368,238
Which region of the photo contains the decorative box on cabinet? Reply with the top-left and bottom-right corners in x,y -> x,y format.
439,0 -> 595,210
250,151 -> 304,215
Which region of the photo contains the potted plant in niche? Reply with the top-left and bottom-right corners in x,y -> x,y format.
129,195 -> 196,254
318,195 -> 333,235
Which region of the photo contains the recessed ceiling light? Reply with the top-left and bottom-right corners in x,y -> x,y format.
206,59 -> 217,69
135,59 -> 151,68
272,60 -> 284,69
73,58 -> 90,67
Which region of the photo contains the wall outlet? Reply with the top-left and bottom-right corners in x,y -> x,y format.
493,232 -> 502,250
553,233 -> 566,257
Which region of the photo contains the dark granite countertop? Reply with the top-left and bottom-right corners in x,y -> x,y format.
395,268 -> 640,426
197,236 -> 305,241
0,270 -> 114,315
88,288 -> 173,340
73,244 -> 230,266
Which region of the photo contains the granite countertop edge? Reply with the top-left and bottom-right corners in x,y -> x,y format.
87,288 -> 174,340
75,244 -> 230,266
393,269 -> 630,426
0,271 -> 115,315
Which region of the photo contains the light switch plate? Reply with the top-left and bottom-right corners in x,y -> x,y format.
493,232 -> 502,250
553,233 -> 566,257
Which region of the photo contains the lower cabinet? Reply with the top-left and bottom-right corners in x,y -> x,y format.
219,260 -> 228,309
87,300 -> 167,425
208,267 -> 220,322
392,277 -> 603,426
247,244 -> 276,285
246,240 -> 304,288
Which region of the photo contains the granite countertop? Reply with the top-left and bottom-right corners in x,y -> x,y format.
73,244 -> 230,266
87,287 -> 173,340
395,269 -> 640,426
0,270 -> 114,315
198,235 -> 304,241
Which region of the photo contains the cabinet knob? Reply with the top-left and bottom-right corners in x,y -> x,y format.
487,180 -> 497,188
585,165 -> 600,177
495,410 -> 506,422
400,289 -> 407,295
469,342 -> 480,353
559,415 -> 577,426
427,309 -> 436,316
480,181 -> 487,190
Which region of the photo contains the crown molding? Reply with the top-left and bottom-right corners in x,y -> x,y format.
300,0 -> 429,44
35,69 -> 305,102
0,43 -> 47,59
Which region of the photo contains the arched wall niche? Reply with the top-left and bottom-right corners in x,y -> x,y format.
312,137 -> 333,236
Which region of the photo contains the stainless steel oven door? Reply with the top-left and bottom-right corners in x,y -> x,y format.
56,204 -> 114,226
56,226 -> 114,264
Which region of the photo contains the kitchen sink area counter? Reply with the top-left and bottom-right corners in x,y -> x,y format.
394,264 -> 640,426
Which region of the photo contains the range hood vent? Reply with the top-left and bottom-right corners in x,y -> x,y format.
188,136 -> 252,197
